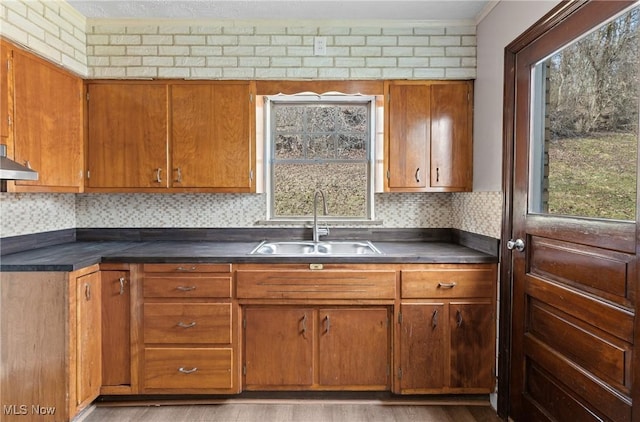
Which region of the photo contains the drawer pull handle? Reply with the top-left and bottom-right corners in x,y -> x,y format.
438,282 -> 457,289
178,367 -> 198,374
456,310 -> 463,328
176,286 -> 197,291
431,309 -> 439,328
177,321 -> 197,328
176,266 -> 197,272
323,315 -> 331,334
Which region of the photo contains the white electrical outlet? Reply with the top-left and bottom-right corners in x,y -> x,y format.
314,37 -> 327,56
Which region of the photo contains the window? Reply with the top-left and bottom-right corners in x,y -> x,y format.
529,5 -> 639,220
264,95 -> 376,220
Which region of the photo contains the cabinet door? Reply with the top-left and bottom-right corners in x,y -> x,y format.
449,301 -> 494,390
171,82 -> 253,190
87,83 -> 168,189
430,82 -> 472,190
101,270 -> 130,387
387,83 -> 430,190
318,308 -> 390,389
243,307 -> 313,389
13,49 -> 83,191
1,40 -> 10,140
399,303 -> 447,391
76,271 -> 102,406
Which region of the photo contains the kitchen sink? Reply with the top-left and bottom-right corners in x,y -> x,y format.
250,240 -> 382,256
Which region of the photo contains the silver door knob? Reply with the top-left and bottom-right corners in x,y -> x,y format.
507,238 -> 525,252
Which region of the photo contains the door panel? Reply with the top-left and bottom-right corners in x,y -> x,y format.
505,2 -> 639,421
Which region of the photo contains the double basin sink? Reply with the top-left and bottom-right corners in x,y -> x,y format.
250,240 -> 382,256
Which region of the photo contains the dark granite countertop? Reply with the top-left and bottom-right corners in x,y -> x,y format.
0,238 -> 498,272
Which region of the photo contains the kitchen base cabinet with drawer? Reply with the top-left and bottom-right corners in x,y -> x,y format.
135,263 -> 240,394
237,264 -> 396,392
243,306 -> 391,391
396,264 -> 497,394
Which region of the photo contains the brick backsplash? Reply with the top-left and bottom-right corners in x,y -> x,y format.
85,22 -> 475,80
0,0 -> 87,76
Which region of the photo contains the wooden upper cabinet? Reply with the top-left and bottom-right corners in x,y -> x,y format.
171,82 -> 254,191
86,83 -> 169,189
1,40 -> 11,141
385,80 -> 473,192
430,83 -> 472,190
11,47 -> 83,192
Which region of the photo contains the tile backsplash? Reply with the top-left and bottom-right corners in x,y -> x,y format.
0,191 -> 502,239
0,193 -> 76,237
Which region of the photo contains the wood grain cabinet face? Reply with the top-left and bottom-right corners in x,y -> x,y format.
86,81 -> 255,192
398,265 -> 496,394
12,47 -> 83,191
76,271 -> 102,407
385,81 -> 473,192
139,263 -> 238,393
171,83 -> 253,190
243,306 -> 391,391
1,40 -> 11,141
101,270 -> 131,389
86,83 -> 169,189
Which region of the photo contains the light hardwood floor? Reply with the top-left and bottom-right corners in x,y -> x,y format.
82,401 -> 502,422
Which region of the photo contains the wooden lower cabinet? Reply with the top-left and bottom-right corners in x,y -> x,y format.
398,300 -> 494,393
75,271 -> 102,408
243,306 -> 391,391
397,265 -> 497,394
138,263 -> 240,393
101,266 -> 132,392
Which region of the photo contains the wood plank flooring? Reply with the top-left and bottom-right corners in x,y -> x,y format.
81,401 -> 501,422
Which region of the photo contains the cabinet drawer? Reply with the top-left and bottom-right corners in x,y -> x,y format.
143,275 -> 232,298
144,347 -> 233,390
401,268 -> 495,299
143,263 -> 231,273
236,270 -> 396,300
144,303 -> 232,344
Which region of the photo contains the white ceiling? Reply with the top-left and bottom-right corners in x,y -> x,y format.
66,0 -> 495,23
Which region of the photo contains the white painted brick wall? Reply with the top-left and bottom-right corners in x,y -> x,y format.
0,0 -> 87,76
85,21 -> 476,79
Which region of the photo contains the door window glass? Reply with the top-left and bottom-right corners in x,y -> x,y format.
529,6 -> 639,220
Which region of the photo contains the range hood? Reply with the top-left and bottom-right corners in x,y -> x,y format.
0,144 -> 38,180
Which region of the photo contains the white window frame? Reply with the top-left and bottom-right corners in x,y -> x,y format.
263,93 -> 377,222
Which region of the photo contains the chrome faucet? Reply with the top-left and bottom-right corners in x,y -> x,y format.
313,190 -> 330,242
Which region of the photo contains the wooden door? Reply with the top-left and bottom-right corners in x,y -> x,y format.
505,2 -> 638,421
430,82 -> 472,191
76,271 -> 102,406
243,307 -> 313,389
86,83 -> 168,189
449,301 -> 493,390
13,49 -> 83,191
318,308 -> 389,389
386,82 -> 430,191
101,270 -> 130,387
398,303 -> 447,391
171,82 -> 253,190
